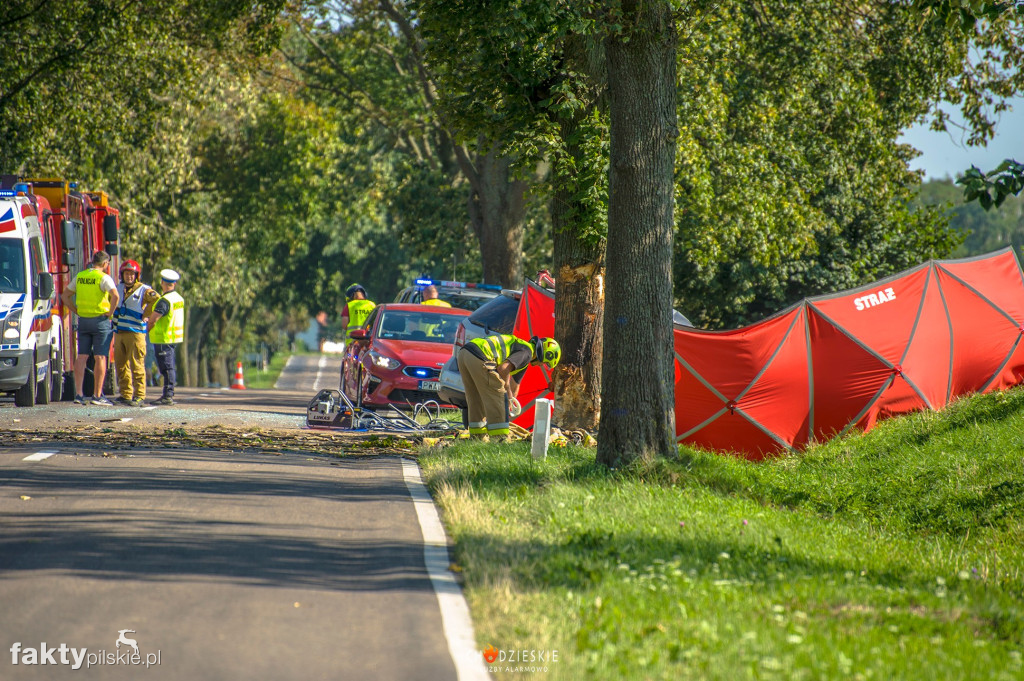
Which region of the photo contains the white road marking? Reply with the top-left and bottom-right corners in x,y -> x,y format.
23,451 -> 56,462
274,355 -> 298,390
313,354 -> 328,392
402,458 -> 489,681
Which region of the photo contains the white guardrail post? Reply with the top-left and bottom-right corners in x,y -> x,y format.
531,398 -> 553,460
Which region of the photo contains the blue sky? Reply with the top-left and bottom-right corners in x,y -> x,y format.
899,96 -> 1023,180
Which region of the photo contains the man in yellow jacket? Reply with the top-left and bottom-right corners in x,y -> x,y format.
60,251 -> 120,405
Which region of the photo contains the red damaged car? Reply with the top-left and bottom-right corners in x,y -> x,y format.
340,303 -> 471,409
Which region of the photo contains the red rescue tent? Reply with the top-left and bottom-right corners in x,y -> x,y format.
513,249 -> 1024,459
511,279 -> 557,429
677,248 -> 1024,458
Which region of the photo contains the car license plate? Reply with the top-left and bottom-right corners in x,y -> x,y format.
419,380 -> 440,391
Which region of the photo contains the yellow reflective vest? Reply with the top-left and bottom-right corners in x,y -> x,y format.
150,291 -> 185,344
468,334 -> 534,377
74,268 -> 112,317
346,299 -> 376,336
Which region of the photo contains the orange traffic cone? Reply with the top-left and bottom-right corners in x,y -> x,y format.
231,361 -> 247,390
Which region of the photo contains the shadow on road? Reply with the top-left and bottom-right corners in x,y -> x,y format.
0,457 -> 432,593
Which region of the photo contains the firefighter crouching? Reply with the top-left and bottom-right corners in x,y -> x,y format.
457,334 -> 560,441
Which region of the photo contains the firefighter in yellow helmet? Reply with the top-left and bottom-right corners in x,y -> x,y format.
456,335 -> 560,440
342,284 -> 376,339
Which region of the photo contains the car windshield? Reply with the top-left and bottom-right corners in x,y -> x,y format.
0,239 -> 27,293
466,292 -> 519,333
437,289 -> 497,312
377,310 -> 462,344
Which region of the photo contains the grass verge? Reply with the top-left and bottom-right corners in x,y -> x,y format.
418,388 -> 1024,680
240,352 -> 292,390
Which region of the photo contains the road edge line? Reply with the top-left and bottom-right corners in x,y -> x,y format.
401,457 -> 490,681
274,355 -> 298,390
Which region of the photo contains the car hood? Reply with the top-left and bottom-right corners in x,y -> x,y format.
374,338 -> 452,368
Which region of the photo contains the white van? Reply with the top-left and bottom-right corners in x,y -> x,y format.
0,187 -> 57,406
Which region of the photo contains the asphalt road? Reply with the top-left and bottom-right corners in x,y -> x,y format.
0,354 -> 487,680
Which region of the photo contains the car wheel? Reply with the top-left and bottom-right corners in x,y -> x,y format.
14,360 -> 37,407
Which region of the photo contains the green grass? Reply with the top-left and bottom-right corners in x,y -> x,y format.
418,388 -> 1024,680
240,352 -> 292,390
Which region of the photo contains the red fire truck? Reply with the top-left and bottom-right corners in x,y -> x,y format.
13,177 -> 120,399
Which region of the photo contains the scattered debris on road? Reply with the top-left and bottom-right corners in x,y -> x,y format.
1,423 -> 421,458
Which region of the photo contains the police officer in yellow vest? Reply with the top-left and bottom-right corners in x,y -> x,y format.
147,269 -> 185,406
457,334 -> 560,440
60,251 -> 120,405
342,284 -> 376,339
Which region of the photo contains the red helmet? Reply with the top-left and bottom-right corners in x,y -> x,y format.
120,259 -> 141,275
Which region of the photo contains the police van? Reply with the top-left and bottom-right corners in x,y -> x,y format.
0,187 -> 57,406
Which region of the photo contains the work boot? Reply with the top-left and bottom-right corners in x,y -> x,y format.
150,396 -> 174,406
131,398 -> 145,407
114,396 -> 132,406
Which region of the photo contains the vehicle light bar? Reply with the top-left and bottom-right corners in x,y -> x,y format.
0,190 -> 16,198
413,277 -> 502,292
438,280 -> 503,291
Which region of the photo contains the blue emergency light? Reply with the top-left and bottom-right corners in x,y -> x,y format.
0,190 -> 16,198
412,277 -> 502,291
412,368 -> 430,378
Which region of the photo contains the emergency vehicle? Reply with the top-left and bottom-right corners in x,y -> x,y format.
0,176 -> 120,404
394,278 -> 502,311
0,185 -> 57,405
23,177 -> 120,399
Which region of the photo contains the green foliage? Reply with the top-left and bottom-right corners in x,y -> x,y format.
416,0 -> 610,244
958,160 -> 1024,210
914,178 -> 1024,256
673,1 -> 968,328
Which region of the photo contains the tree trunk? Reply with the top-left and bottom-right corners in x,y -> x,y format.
461,143 -> 528,288
598,0 -> 678,467
185,306 -> 211,388
552,115 -> 605,433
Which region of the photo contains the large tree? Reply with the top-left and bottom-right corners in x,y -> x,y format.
417,1 -> 617,432
284,0 -> 539,288
597,0 -> 679,466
